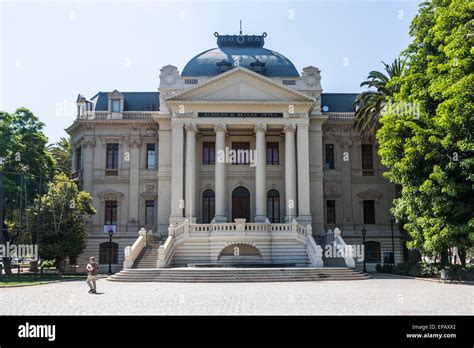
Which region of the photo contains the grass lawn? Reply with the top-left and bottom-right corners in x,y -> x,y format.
0,274 -> 86,287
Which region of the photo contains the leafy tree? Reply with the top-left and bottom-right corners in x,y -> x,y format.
0,108 -> 55,274
377,0 -> 473,264
353,58 -> 405,138
28,173 -> 96,273
48,137 -> 72,176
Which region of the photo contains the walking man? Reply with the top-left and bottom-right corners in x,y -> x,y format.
86,256 -> 99,294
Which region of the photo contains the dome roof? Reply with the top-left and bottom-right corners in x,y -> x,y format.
181,32 -> 299,78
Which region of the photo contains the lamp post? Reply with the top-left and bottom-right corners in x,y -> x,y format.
107,229 -> 113,275
390,217 -> 395,264
361,227 -> 367,273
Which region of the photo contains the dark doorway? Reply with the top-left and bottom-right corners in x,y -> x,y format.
232,186 -> 251,222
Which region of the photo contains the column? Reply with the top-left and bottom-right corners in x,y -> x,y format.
284,124 -> 297,222
81,138 -> 94,194
185,123 -> 197,221
297,123 -> 312,226
170,122 -> 184,224
128,138 -> 141,226
254,124 -> 267,222
309,120 -> 325,235
214,124 -> 227,222
341,140 -> 353,229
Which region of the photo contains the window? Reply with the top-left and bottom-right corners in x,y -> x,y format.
363,200 -> 375,224
267,190 -> 280,223
326,200 -> 336,224
202,189 -> 215,223
76,147 -> 82,171
361,144 -> 374,176
202,142 -> 215,165
184,79 -> 198,84
232,142 -> 250,165
106,143 -> 119,169
325,144 -> 335,170
146,144 -> 156,169
282,80 -> 296,86
99,242 -> 118,264
105,201 -> 118,225
365,241 -> 381,263
266,142 -> 279,165
111,99 -> 120,112
145,200 -> 155,225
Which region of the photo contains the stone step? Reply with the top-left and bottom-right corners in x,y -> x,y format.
108,267 -> 369,282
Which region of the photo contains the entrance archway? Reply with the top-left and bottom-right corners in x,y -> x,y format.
232,186 -> 251,222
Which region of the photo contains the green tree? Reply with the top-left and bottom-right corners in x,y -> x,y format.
377,0 -> 473,264
353,58 -> 405,138
28,173 -> 96,273
0,108 -> 55,274
48,137 -> 72,177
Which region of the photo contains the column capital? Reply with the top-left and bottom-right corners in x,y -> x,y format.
214,123 -> 227,133
254,123 -> 266,133
283,123 -> 296,133
297,123 -> 309,130
171,122 -> 184,129
184,123 -> 198,133
127,138 -> 142,148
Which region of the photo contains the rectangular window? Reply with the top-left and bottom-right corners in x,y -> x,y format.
145,200 -> 155,225
146,143 -> 156,169
266,142 -> 279,165
361,144 -> 374,176
325,144 -> 335,170
363,200 -> 375,224
106,143 -> 119,169
111,99 -> 120,112
202,142 -> 215,165
105,201 -> 118,225
231,142 -> 250,165
76,147 -> 82,171
326,200 -> 336,224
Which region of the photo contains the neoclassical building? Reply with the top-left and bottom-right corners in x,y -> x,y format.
67,32 -> 406,272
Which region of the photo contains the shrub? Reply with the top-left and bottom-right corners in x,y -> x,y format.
376,263 -> 394,273
443,265 -> 474,281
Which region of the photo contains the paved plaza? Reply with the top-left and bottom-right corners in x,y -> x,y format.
0,274 -> 472,315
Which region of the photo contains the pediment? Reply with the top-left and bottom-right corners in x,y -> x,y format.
167,67 -> 314,103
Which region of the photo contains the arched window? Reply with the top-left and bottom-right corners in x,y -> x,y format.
267,189 -> 280,223
99,242 -> 118,264
364,241 -> 381,263
202,189 -> 215,223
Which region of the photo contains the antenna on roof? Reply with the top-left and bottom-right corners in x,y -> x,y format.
239,20 -> 242,35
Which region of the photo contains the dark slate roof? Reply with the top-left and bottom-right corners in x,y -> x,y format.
91,92 -> 160,111
321,93 -> 357,112
182,33 -> 299,78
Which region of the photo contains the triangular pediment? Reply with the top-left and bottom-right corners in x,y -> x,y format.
166,67 -> 314,103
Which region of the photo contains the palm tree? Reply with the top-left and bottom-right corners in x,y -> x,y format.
48,137 -> 72,177
354,58 -> 405,137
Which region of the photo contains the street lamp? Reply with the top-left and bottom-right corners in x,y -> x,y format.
390,217 -> 395,264
361,227 -> 367,273
107,229 -> 113,275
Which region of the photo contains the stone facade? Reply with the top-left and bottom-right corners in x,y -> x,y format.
67,33 -> 406,272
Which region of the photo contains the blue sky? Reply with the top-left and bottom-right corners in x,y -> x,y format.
1,0 -> 422,143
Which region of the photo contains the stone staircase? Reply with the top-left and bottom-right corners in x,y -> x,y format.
132,241 -> 162,269
107,267 -> 369,282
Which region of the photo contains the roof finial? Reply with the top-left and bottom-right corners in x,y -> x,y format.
239,20 -> 242,35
